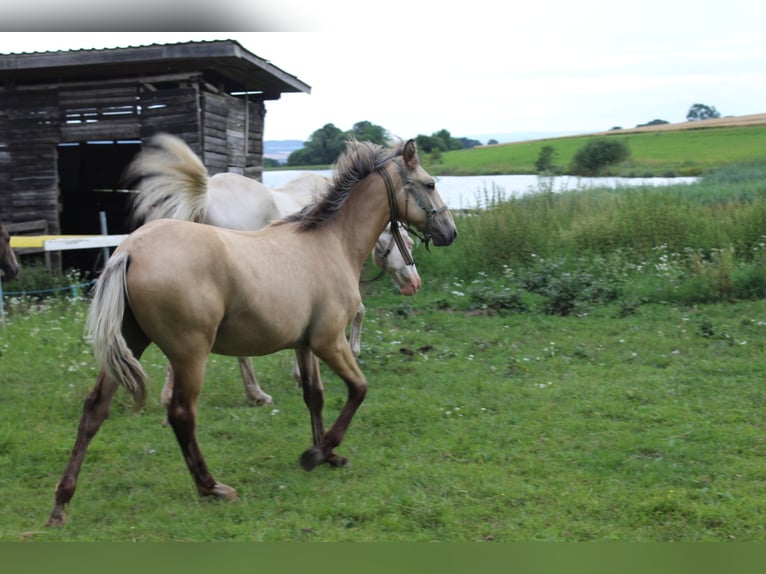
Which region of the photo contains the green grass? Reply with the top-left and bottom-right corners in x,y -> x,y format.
1,287 -> 766,541
429,125 -> 766,177
3,161 -> 766,541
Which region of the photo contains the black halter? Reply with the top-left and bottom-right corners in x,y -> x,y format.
377,159 -> 447,266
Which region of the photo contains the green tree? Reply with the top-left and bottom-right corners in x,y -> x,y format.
535,145 -> 557,173
687,103 -> 721,121
415,129 -> 463,153
636,119 -> 669,128
415,134 -> 441,154
287,123 -> 346,166
571,138 -> 630,175
348,121 -> 388,145
434,129 -> 463,151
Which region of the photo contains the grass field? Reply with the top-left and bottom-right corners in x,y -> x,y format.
3,131 -> 766,542
1,279 -> 766,541
431,124 -> 766,177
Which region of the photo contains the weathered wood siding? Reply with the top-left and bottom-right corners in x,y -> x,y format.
200,90 -> 265,179
0,90 -> 61,231
60,85 -> 140,142
139,84 -> 201,151
0,80 -> 268,241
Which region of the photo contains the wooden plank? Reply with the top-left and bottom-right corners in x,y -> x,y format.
43,235 -> 128,251
10,234 -> 127,250
61,118 -> 141,141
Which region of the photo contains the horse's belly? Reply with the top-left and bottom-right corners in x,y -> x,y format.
211,312 -> 305,357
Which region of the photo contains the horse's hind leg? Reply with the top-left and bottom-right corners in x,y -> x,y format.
46,370 -> 120,526
295,346 -> 327,470
237,357 -> 274,406
163,358 -> 274,410
166,358 -> 237,500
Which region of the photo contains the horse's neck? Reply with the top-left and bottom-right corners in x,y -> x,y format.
331,175 -> 391,273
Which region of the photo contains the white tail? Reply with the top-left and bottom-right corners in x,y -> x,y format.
86,251 -> 147,409
127,134 -> 210,225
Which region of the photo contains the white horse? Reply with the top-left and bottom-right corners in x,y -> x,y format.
127,134 -> 421,408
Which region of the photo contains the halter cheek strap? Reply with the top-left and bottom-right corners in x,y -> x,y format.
377,164 -> 415,267
377,159 -> 448,264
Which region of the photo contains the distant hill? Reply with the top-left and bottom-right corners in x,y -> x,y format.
596,112 -> 766,136
264,139 -> 304,163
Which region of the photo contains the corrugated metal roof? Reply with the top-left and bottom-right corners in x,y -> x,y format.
0,39 -> 310,99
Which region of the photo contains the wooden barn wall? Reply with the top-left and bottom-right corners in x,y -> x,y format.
201,91 -> 265,180
0,90 -> 61,231
246,99 -> 266,180
139,84 -> 201,153
201,90 -> 230,175
59,84 -> 140,142
0,79 -> 268,235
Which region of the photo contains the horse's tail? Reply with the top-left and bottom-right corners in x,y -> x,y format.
86,250 -> 147,410
125,133 -> 210,226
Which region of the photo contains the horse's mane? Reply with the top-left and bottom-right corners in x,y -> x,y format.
284,138 -> 405,231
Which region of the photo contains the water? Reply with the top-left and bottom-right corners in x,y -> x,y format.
263,170 -> 698,210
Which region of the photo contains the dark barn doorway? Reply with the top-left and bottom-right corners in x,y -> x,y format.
57,140 -> 141,273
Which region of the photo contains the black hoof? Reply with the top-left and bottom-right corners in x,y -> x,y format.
326,453 -> 349,468
300,447 -> 324,471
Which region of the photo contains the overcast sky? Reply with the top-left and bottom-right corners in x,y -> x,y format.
1,1 -> 764,143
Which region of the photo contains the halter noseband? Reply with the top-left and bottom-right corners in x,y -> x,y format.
377,158 -> 447,266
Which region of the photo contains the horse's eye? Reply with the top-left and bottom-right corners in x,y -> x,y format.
426,182 -> 435,191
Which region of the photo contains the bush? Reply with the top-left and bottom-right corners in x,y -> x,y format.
535,145 -> 557,173
1,263 -> 90,300
571,138 -> 630,175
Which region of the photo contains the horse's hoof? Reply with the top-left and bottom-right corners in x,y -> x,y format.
326,453 -> 349,468
45,512 -> 65,527
247,393 -> 275,407
204,482 -> 238,501
300,448 -> 349,471
300,447 -> 324,471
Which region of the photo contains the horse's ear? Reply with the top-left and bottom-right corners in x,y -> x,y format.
403,139 -> 419,169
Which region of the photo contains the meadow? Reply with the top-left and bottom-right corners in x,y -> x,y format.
431,125 -> 766,177
2,159 -> 766,541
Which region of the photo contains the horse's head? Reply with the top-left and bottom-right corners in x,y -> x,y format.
0,225 -> 20,280
374,225 -> 421,296
386,139 -> 457,248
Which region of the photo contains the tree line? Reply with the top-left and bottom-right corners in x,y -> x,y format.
284,121 -> 483,166
282,103 -> 722,168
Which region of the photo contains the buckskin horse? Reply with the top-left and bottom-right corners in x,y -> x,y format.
46,138 -> 457,525
127,134 -> 421,408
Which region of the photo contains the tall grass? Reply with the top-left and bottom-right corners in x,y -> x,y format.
416,163 -> 766,309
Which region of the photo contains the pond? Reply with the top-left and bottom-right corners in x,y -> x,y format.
263,170 -> 699,210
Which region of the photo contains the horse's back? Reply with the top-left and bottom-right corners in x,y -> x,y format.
275,173 -> 331,205
207,173 -> 280,230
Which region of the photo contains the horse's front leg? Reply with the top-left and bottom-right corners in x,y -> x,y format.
298,340 -> 368,471
237,357 -> 274,406
46,370 -> 120,526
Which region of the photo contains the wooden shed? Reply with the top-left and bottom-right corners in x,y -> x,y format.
0,39 -> 310,270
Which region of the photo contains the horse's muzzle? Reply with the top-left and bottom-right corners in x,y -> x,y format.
430,223 -> 458,247
1,262 -> 19,280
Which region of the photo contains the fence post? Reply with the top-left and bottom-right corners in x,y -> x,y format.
99,211 -> 110,268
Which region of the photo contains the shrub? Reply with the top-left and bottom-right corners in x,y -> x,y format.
535,145 -> 557,173
571,138 -> 630,175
